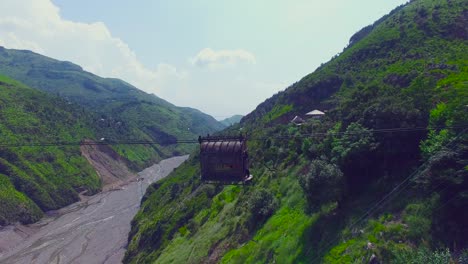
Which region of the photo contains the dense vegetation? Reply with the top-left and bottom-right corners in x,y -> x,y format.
0,75 -> 102,225
125,0 -> 468,263
0,47 -> 225,168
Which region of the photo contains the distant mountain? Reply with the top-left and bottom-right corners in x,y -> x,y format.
125,0 -> 468,263
0,75 -> 102,225
219,115 -> 243,126
0,47 -> 224,168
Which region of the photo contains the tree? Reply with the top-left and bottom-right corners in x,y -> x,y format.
331,122 -> 378,165
299,159 -> 344,211
330,123 -> 379,193
417,135 -> 468,248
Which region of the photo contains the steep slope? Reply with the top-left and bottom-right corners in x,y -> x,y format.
0,47 -> 224,168
0,75 -> 101,225
125,0 -> 467,263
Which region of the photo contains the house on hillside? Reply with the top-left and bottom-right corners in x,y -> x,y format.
290,109 -> 325,126
305,109 -> 325,119
291,115 -> 305,126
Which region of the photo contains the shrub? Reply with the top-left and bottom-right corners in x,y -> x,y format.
402,202 -> 432,243
247,188 -> 279,226
420,129 -> 451,158
392,247 -> 452,264
458,249 -> 468,264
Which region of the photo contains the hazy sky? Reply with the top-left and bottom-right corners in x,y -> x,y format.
0,0 -> 407,118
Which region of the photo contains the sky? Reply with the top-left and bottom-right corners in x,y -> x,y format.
0,0 -> 408,119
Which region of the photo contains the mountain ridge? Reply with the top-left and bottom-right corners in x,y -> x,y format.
0,46 -> 225,225
219,115 -> 243,126
0,46 -> 225,169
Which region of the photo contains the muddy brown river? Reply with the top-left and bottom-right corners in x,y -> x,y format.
0,155 -> 189,264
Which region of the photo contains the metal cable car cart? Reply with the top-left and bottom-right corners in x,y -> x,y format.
198,135 -> 253,184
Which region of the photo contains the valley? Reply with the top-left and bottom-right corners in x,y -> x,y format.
0,0 -> 466,262
0,155 -> 188,264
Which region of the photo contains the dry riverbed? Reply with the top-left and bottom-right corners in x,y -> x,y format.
0,155 -> 189,264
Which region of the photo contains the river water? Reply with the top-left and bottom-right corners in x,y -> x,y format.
0,155 -> 189,264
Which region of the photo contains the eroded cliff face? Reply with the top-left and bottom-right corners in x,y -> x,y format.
80,141 -> 136,191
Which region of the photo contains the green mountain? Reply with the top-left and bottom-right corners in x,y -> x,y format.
124,0 -> 467,263
219,115 -> 244,127
0,47 -> 224,168
0,75 -> 102,225
0,48 -> 225,225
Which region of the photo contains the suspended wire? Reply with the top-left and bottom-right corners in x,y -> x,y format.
1,124 -> 466,148
0,120 -> 462,260
267,124 -> 468,140
308,128 -> 467,263
0,139 -> 199,148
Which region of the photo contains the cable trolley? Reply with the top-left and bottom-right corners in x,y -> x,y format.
198,135 -> 253,184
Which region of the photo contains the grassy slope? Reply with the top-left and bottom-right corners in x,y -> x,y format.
0,48 -> 224,168
125,0 -> 467,263
0,75 -> 101,225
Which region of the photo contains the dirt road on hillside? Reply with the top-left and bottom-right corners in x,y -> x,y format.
0,155 -> 189,264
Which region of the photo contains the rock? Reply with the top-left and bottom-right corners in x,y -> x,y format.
369,253 -> 380,264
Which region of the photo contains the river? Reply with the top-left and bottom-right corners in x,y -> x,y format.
0,155 -> 189,264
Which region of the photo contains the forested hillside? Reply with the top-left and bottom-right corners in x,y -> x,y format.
125,0 -> 468,263
0,47 -> 224,168
0,75 -> 102,225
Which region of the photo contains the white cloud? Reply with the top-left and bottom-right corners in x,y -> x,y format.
0,0 -> 272,117
0,0 -> 182,97
190,48 -> 256,69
